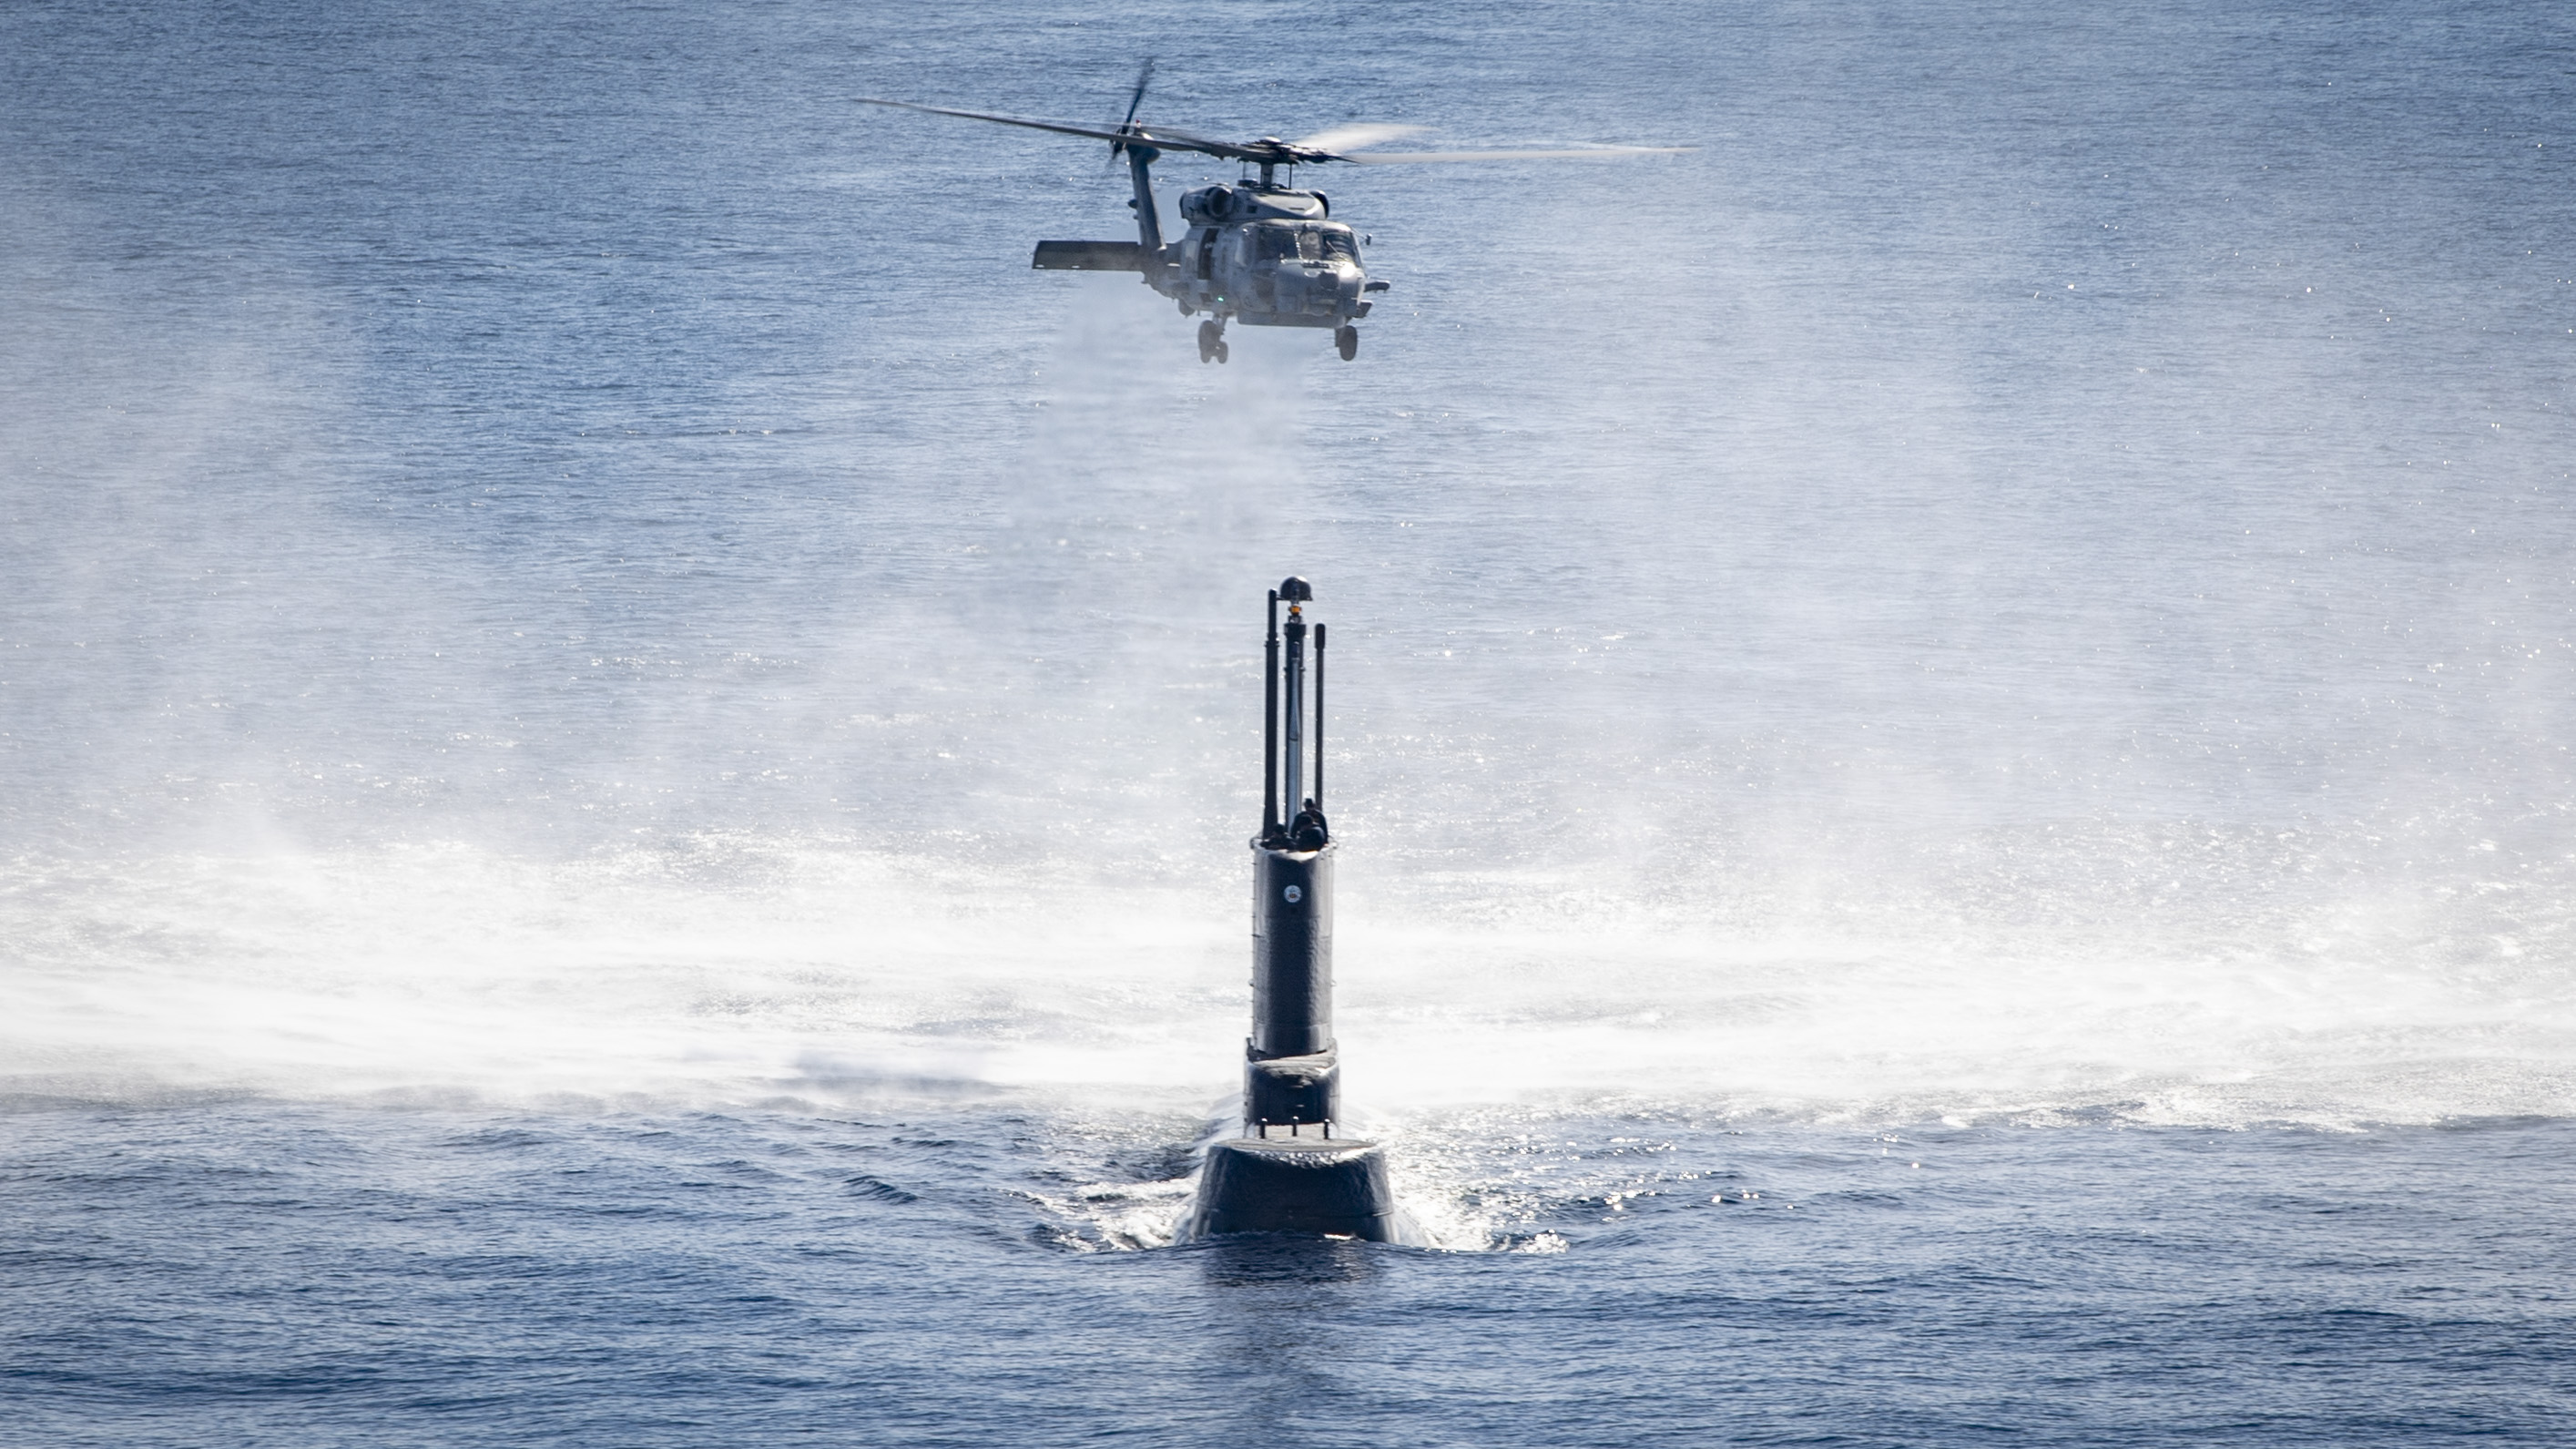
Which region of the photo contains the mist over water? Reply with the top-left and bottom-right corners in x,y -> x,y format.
5,2 -> 2576,1443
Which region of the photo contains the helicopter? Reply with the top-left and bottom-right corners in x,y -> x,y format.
859,68 -> 1685,362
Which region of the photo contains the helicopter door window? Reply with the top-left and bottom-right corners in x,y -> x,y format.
1296,230 -> 1324,263
1197,230 -> 1216,280
1254,228 -> 1299,262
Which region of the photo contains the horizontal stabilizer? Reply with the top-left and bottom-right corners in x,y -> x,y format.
1033,240 -> 1147,271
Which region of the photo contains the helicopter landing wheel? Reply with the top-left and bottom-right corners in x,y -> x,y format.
1216,340 -> 1229,363
1335,325 -> 1359,362
1197,319 -> 1221,364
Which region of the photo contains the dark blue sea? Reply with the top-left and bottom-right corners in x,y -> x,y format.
5,1 -> 2573,1444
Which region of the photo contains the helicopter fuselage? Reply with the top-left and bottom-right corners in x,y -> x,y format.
1165,183 -> 1374,330
1032,149 -> 1385,359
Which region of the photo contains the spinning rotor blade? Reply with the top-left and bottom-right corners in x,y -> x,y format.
1332,145 -> 1693,164
1119,59 -> 1156,133
1290,122 -> 1428,154
1107,57 -> 1156,164
861,96 -> 1692,168
856,97 -> 1259,162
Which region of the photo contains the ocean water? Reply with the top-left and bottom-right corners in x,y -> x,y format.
5,0 -> 2573,1443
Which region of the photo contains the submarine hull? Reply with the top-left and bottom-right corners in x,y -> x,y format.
1180,1138 -> 1406,1241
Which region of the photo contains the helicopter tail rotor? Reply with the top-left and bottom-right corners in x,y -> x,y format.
1109,57 -> 1156,164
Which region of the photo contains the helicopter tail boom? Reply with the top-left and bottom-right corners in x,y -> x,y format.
1125,146 -> 1165,257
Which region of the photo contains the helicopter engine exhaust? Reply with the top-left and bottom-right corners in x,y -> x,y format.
1176,577 -> 1416,1244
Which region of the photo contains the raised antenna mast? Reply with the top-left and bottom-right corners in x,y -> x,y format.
1262,589 -> 1281,842
1283,599 -> 1306,824
1313,623 -> 1325,811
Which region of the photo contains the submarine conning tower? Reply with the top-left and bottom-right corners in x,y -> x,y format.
1179,577 -> 1411,1244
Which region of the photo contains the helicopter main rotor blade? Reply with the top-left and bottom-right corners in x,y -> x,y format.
1289,122 -> 1428,154
857,97 -> 1260,162
1332,145 -> 1694,164
861,97 -> 1692,169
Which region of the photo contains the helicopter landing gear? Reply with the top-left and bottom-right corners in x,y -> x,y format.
1198,319 -> 1229,364
1335,325 -> 1359,362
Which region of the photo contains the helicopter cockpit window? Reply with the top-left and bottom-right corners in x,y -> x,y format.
1253,227 -> 1359,265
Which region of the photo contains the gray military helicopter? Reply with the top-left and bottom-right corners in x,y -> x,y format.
860,67 -> 1684,362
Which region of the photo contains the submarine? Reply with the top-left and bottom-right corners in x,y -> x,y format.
1176,577 -> 1419,1244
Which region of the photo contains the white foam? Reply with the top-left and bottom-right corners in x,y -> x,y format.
5,834 -> 2568,1131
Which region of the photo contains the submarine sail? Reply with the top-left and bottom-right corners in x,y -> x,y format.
1177,577 -> 1414,1244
